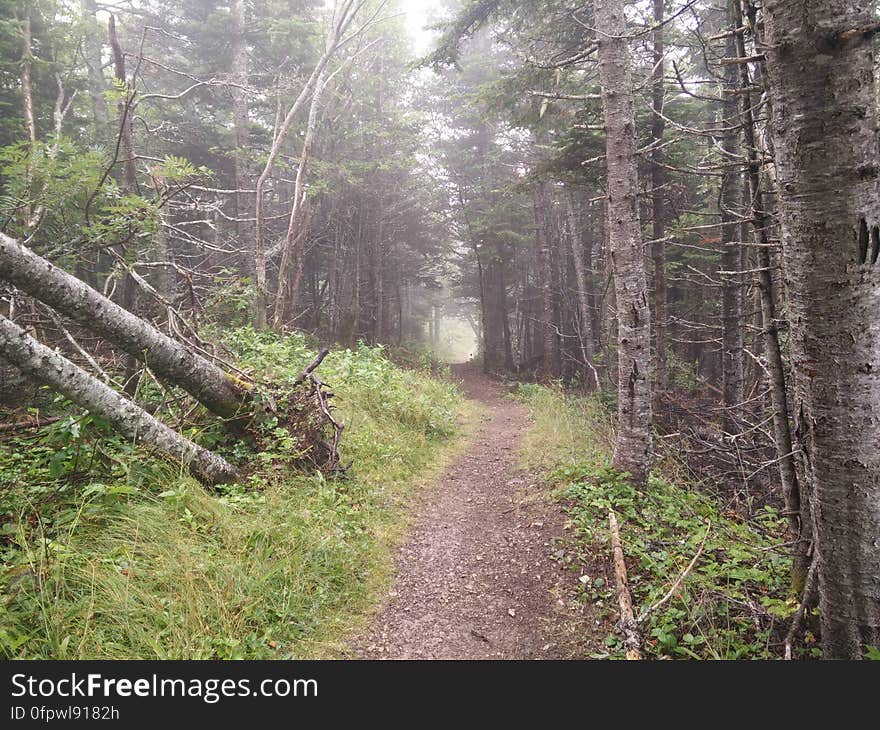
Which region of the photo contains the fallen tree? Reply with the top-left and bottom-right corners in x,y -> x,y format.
0,314 -> 238,485
0,233 -> 252,425
0,234 -> 345,475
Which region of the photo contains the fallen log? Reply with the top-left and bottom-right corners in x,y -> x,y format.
0,314 -> 238,485
609,509 -> 643,660
0,235 -> 345,475
0,234 -> 252,424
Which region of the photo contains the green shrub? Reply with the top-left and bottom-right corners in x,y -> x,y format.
518,384 -> 793,660
0,328 -> 462,659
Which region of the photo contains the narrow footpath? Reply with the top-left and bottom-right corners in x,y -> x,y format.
349,364 -> 601,659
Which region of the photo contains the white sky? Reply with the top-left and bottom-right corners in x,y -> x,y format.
401,0 -> 444,55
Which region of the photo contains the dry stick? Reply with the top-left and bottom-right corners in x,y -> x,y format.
0,415 -> 65,435
637,520 -> 711,624
294,348 -> 331,386
784,553 -> 819,660
608,509 -> 643,659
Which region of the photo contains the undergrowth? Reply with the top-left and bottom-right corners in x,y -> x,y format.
0,329 -> 462,659
515,383 -> 797,660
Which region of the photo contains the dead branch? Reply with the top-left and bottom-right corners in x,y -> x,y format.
637,520 -> 711,624
609,509 -> 643,659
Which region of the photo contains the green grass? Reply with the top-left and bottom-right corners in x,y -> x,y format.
515,383 -> 797,660
0,329 -> 463,659
515,382 -> 614,472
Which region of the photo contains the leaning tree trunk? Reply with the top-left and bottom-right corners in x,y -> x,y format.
0,315 -> 237,485
0,234 -> 252,423
762,0 -> 880,659
595,0 -> 654,486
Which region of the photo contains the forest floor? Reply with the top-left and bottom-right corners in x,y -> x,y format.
347,364 -> 603,659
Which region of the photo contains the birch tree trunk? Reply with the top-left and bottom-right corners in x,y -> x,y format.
763,0 -> 880,659
0,234 -> 252,423
0,315 -> 237,485
595,0 -> 654,486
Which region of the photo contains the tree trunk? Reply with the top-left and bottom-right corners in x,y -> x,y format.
273,70 -> 327,328
231,0 -> 251,254
18,6 -> 35,147
481,250 -> 510,373
80,0 -> 110,142
650,0 -> 668,407
595,0 -> 654,486
533,182 -> 560,378
732,0 -> 811,596
0,315 -> 237,485
719,13 -> 744,430
763,0 -> 880,659
566,192 -> 599,390
0,234 -> 252,423
254,1 -> 356,329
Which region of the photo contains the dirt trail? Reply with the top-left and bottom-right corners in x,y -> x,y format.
348,364 -> 600,659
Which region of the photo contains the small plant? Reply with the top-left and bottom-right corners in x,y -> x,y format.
558,463 -> 791,659
0,326 -> 463,659
518,384 -> 792,660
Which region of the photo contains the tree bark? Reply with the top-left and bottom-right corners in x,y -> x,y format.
763,0 -> 880,659
0,315 -> 237,485
0,234 -> 252,423
719,10 -> 744,430
650,0 -> 668,407
732,0 -> 811,596
595,0 -> 654,486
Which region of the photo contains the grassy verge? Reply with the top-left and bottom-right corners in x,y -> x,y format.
0,329 -> 463,659
515,383 -> 798,660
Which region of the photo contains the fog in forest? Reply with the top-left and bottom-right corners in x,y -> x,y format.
1,0 -> 878,667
